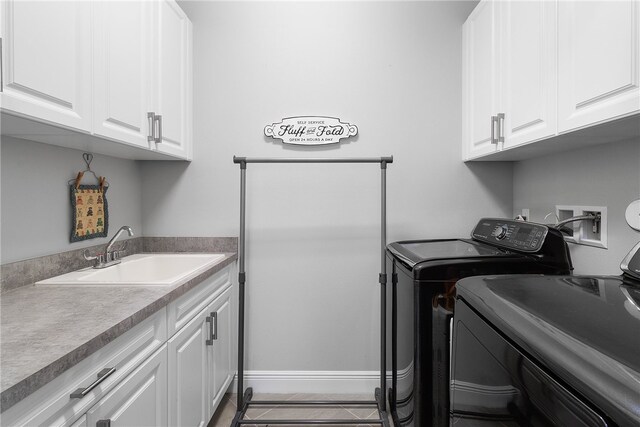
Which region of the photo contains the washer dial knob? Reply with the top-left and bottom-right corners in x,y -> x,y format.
492,224 -> 508,240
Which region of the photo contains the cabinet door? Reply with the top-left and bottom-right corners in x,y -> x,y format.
463,0 -> 500,160
153,0 -> 192,159
501,0 -> 557,149
209,287 -> 233,413
92,1 -> 153,149
558,0 -> 640,133
0,0 -> 91,131
86,345 -> 168,427
167,303 -> 210,427
70,415 -> 87,427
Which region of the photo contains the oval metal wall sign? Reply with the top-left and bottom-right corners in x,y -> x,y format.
264,116 -> 358,145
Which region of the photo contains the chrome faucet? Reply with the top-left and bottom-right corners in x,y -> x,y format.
84,226 -> 134,268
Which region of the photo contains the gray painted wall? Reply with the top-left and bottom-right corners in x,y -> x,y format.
1,136 -> 143,263
513,138 -> 640,275
141,1 -> 513,371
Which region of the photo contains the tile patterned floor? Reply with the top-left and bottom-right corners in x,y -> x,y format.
208,393 -> 390,427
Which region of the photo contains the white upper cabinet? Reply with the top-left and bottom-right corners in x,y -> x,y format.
92,1 -> 153,150
0,0 -> 192,160
501,0 -> 557,149
0,1 -> 92,132
463,0 -> 500,159
153,0 -> 192,159
463,0 -> 640,161
557,0 -> 640,133
463,0 -> 557,160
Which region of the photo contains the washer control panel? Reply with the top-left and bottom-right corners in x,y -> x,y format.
472,218 -> 549,252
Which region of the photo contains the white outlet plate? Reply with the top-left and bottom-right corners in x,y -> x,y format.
556,205 -> 578,243
555,205 -> 607,249
521,209 -> 530,221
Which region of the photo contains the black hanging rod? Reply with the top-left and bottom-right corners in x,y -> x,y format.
233,156 -> 393,164
236,420 -> 384,425
249,399 -> 379,406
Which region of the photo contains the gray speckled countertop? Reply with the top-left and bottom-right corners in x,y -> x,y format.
0,252 -> 237,413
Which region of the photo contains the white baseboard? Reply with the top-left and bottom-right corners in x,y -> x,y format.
230,370 -> 385,394
228,364 -> 413,395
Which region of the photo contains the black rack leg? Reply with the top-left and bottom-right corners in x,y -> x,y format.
375,387 -> 391,427
236,272 -> 246,409
231,387 -> 253,427
236,163 -> 247,412
380,277 -> 387,412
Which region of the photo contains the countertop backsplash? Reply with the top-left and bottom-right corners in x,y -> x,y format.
0,237 -> 237,293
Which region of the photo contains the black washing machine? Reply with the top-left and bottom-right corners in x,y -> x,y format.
451,241 -> 640,426
386,218 -> 573,427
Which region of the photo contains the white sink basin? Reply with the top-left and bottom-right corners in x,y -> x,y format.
36,253 -> 226,286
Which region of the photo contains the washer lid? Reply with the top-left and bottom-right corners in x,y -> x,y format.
387,239 -> 508,269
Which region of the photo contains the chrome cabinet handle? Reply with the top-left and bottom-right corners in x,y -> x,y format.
212,311 -> 217,340
490,115 -> 498,144
147,112 -> 155,142
154,115 -> 162,144
206,311 -> 218,345
497,113 -> 505,143
70,367 -> 116,399
206,314 -> 214,345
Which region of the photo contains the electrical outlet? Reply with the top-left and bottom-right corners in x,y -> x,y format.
555,205 -> 607,248
521,209 -> 530,221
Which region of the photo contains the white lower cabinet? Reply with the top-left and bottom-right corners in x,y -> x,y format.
86,344 -> 168,427
1,263 -> 235,427
0,309 -> 167,427
168,285 -> 233,426
69,415 -> 87,427
168,302 -> 211,426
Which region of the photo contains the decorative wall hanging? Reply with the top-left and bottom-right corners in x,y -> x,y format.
264,116 -> 358,146
68,153 -> 109,242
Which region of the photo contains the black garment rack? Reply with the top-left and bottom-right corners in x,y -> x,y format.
231,156 -> 393,426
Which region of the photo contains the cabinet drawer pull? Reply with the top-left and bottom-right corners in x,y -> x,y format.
497,113 -> 505,143
154,114 -> 163,144
490,115 -> 498,144
212,311 -> 218,340
206,311 -> 218,345
206,314 -> 214,345
147,112 -> 155,142
70,367 -> 116,399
